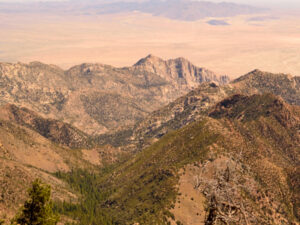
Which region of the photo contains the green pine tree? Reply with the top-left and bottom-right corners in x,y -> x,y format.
12,179 -> 59,225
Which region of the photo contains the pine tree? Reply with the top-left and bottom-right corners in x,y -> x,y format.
12,179 -> 59,225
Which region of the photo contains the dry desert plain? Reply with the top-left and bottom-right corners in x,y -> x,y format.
1,10 -> 300,77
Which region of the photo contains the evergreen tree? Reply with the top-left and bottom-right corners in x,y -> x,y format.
12,179 -> 59,225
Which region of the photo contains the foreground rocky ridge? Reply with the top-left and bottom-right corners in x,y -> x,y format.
0,55 -> 228,135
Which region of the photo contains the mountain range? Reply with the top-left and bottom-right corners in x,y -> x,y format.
0,55 -> 299,225
0,55 -> 229,135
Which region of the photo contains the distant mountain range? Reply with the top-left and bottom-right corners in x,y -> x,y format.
0,55 -> 229,135
0,0 -> 265,21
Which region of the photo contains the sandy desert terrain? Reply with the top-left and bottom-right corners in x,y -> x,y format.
1,10 -> 300,77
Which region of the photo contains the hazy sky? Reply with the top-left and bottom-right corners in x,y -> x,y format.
0,0 -> 299,9
209,0 -> 300,8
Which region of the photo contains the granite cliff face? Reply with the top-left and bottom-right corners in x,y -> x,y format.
0,55 -> 229,135
134,54 -> 229,89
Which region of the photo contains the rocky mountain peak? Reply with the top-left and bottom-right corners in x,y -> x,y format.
134,54 -> 165,67
133,54 -> 230,88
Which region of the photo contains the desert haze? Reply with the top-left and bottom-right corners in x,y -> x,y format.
1,8 -> 300,77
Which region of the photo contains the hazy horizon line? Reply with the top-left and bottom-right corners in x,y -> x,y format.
0,0 -> 299,10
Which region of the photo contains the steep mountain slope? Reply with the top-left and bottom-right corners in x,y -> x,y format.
60,93 -> 299,225
0,116 -> 77,220
0,104 -> 91,148
0,56 -> 228,135
0,104 -> 121,222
